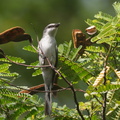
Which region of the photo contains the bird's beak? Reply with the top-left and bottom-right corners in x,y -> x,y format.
55,23 -> 60,28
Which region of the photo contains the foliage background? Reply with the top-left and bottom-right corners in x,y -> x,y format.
0,0 -> 118,109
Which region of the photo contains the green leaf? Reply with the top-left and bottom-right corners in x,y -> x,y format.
58,44 -> 64,56
99,22 -> 115,36
23,45 -> 37,53
0,89 -> 31,98
0,63 -> 11,72
116,37 -> 120,41
27,61 -> 39,69
32,69 -> 42,76
71,46 -> 82,61
86,46 -> 105,53
97,84 -> 120,93
111,16 -> 120,27
86,19 -> 102,31
0,58 -> 9,62
6,55 -> 25,63
94,11 -> 113,22
113,2 -> 120,16
58,40 -> 82,61
59,56 -> 93,82
91,21 -> 116,42
66,40 -> 72,57
1,86 -> 29,91
10,106 -> 31,120
0,72 -> 19,77
96,36 -> 115,44
23,109 -> 38,120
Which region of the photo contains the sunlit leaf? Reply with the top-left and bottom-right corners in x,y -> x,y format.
0,72 -> 19,77
6,55 -> 25,63
86,19 -> 102,31
27,61 -> 39,69
0,63 -> 11,72
94,11 -> 113,22
86,46 -> 106,53
32,69 -> 42,76
23,45 -> 37,53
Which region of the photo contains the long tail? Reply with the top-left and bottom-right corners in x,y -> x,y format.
45,87 -> 52,115
42,68 -> 55,115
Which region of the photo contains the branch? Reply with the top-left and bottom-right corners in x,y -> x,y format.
54,68 -> 85,120
19,84 -> 85,95
1,78 -> 85,97
0,48 -> 50,68
102,46 -> 112,120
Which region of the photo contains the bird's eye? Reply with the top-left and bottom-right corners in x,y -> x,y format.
48,26 -> 52,28
47,25 -> 55,28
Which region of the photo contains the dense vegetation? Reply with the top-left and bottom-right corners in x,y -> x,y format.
0,2 -> 120,120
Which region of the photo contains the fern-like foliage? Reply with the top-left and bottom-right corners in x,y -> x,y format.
58,40 -> 82,61
86,46 -> 106,53
0,63 -> 11,72
94,11 -> 113,22
0,55 -> 25,63
106,89 -> 120,120
58,40 -> 93,83
91,18 -> 119,44
0,63 -> 19,78
0,88 -> 31,98
113,2 -> 120,16
86,3 -> 120,46
97,84 -> 120,93
23,45 -> 37,53
0,2 -> 120,120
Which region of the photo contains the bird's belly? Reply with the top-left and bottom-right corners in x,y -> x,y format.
41,43 -> 56,66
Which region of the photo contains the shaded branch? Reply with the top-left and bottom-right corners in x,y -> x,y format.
0,48 -> 50,68
102,46 -> 112,120
53,68 -> 85,120
19,83 -> 85,95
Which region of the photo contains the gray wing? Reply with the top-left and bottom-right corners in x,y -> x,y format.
55,46 -> 58,68
53,46 -> 58,84
38,42 -> 45,65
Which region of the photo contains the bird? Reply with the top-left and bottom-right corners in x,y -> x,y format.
38,23 -> 60,115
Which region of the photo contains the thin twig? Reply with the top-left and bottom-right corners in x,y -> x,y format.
93,95 -> 102,105
0,46 -> 49,68
102,46 -> 112,120
87,81 -> 102,105
1,78 -> 85,95
54,68 -> 85,120
4,55 -> 50,68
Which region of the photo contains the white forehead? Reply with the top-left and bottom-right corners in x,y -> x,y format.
46,23 -> 56,28
47,23 -> 56,26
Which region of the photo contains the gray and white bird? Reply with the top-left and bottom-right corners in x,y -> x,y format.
38,23 -> 60,115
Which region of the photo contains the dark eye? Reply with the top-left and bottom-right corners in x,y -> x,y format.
47,25 -> 54,28
47,26 -> 52,28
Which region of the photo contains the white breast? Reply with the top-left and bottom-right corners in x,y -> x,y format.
39,35 -> 57,66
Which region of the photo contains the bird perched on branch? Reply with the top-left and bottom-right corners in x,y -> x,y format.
38,23 -> 60,115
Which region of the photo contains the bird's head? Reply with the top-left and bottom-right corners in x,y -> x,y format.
43,23 -> 60,37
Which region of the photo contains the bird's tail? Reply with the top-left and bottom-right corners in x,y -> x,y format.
53,73 -> 58,96
45,88 -> 52,115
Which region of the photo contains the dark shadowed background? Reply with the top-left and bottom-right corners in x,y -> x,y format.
0,0 -> 117,107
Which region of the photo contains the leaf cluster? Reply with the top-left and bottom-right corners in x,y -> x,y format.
0,2 -> 120,120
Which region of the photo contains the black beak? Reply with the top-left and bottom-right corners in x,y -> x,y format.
55,23 -> 60,27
